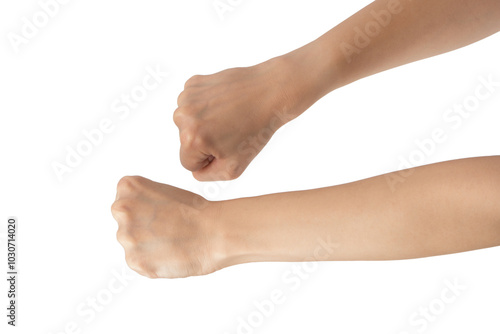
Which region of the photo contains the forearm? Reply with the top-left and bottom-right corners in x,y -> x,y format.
279,0 -> 500,118
212,156 -> 500,267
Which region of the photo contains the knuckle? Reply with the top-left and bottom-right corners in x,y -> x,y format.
176,91 -> 186,107
125,254 -> 157,278
180,156 -> 197,172
143,270 -> 159,279
173,104 -> 201,127
179,128 -> 202,149
181,103 -> 200,116
184,75 -> 204,88
225,160 -> 243,180
176,89 -> 195,107
111,198 -> 133,212
125,253 -> 144,271
116,228 -> 137,246
173,107 -> 186,127
116,176 -> 136,192
116,175 -> 146,193
111,198 -> 136,221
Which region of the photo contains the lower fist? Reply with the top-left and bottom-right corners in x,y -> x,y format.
111,176 -> 222,278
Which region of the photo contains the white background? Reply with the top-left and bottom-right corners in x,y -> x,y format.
1,0 -> 500,333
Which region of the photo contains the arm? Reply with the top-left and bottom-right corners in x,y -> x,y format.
112,156 -> 500,278
285,0 -> 500,104
174,0 -> 500,181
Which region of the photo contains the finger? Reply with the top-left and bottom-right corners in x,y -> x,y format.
176,91 -> 187,108
124,253 -> 150,277
116,227 -> 136,248
115,176 -> 140,201
179,145 -> 214,172
192,158 -> 241,181
184,74 -> 206,89
111,198 -> 134,224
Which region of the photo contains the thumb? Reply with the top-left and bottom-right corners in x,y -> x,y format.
179,145 -> 214,172
192,158 -> 224,181
192,158 -> 242,181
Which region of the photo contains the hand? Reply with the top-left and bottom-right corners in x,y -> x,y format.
111,176 -> 222,278
174,57 -> 304,181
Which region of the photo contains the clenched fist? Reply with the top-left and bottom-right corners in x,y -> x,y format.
174,57 -> 309,181
111,176 -> 223,278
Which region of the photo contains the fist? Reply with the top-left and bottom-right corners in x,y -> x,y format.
111,176 -> 221,278
174,59 -> 297,181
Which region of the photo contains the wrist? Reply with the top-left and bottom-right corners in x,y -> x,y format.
204,199 -> 257,270
245,38 -> 344,137
206,196 -> 288,270
207,190 -> 342,269
274,37 -> 344,112
205,193 -> 321,269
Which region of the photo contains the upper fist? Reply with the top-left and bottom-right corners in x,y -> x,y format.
174,59 -> 297,181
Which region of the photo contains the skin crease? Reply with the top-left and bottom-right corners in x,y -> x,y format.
113,0 -> 500,278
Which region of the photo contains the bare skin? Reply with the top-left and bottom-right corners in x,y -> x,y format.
174,0 -> 500,181
111,0 -> 500,278
111,156 -> 500,278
